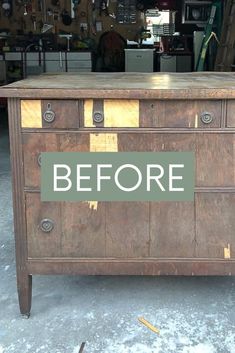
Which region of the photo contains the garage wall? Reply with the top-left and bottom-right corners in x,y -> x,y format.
0,0 -> 144,43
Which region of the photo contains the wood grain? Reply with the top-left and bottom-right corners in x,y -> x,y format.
42,100 -> 80,129
84,99 -> 139,127
195,193 -> 235,259
26,193 -> 62,258
61,202 -> 106,257
8,98 -> 32,316
118,133 -> 153,151
106,202 -> 150,258
140,100 -> 221,128
27,259 -> 235,276
84,99 -> 94,127
21,100 -> 42,128
103,99 -> 139,127
2,73 -> 235,99
150,201 -> 195,258
22,133 -> 59,188
90,133 -> 118,151
22,133 -> 90,187
196,134 -> 235,186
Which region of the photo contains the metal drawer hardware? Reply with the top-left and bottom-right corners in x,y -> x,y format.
39,219 -> 54,233
200,111 -> 214,124
37,153 -> 41,166
43,103 -> 55,123
93,111 -> 104,123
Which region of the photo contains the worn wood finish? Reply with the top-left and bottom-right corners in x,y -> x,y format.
140,100 -> 222,128
196,134 -> 235,186
83,99 -> 222,128
108,133 -> 151,258
21,100 -> 42,128
5,73 -> 235,315
196,193 -> 235,259
150,201 -> 195,258
21,100 -> 80,129
8,98 -> 32,316
84,99 -> 139,128
27,259 -> 235,276
106,202 -> 150,258
41,100 -> 80,129
26,193 -> 62,258
23,132 -> 235,190
22,133 -> 89,187
61,201 -> 106,258
1,73 -> 235,99
26,193 -> 106,258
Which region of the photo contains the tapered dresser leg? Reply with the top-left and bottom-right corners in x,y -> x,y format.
17,274 -> 32,318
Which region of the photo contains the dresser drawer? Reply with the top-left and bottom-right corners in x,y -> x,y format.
26,194 -> 149,259
140,100 -> 222,128
26,192 -> 235,260
23,132 -> 235,189
83,99 -> 222,128
21,100 -> 80,129
26,193 -> 193,260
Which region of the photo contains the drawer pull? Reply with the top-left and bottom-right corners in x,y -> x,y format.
93,111 -> 104,124
200,111 -> 214,124
43,103 -> 55,123
37,153 -> 41,166
40,219 -> 54,233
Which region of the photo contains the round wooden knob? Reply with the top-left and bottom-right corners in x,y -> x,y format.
39,219 -> 54,233
43,103 -> 55,123
93,111 -> 104,123
200,112 -> 214,124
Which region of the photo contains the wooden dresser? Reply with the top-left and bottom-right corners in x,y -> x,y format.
1,72 -> 235,317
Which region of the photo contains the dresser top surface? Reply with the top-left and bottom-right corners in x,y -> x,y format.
1,72 -> 235,99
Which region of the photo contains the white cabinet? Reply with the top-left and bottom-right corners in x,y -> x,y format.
45,52 -> 92,73
160,55 -> 192,72
45,52 -> 65,73
5,52 -> 22,61
25,53 -> 44,75
160,55 -> 177,72
66,52 -> 92,72
125,49 -> 154,72
3,51 -> 92,76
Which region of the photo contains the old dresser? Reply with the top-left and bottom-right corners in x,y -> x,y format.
0,72 -> 235,316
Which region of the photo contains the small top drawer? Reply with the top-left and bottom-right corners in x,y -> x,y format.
140,100 -> 222,128
21,100 -> 80,129
82,99 -> 222,128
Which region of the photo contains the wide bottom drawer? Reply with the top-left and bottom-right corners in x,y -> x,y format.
26,192 -> 235,260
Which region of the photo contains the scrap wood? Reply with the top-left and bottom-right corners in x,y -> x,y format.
138,317 -> 160,335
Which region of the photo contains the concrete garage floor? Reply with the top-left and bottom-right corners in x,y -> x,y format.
1,113 -> 235,353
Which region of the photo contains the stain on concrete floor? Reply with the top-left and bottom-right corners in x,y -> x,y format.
0,119 -> 235,353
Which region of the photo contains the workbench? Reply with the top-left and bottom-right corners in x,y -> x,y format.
1,72 -> 235,316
